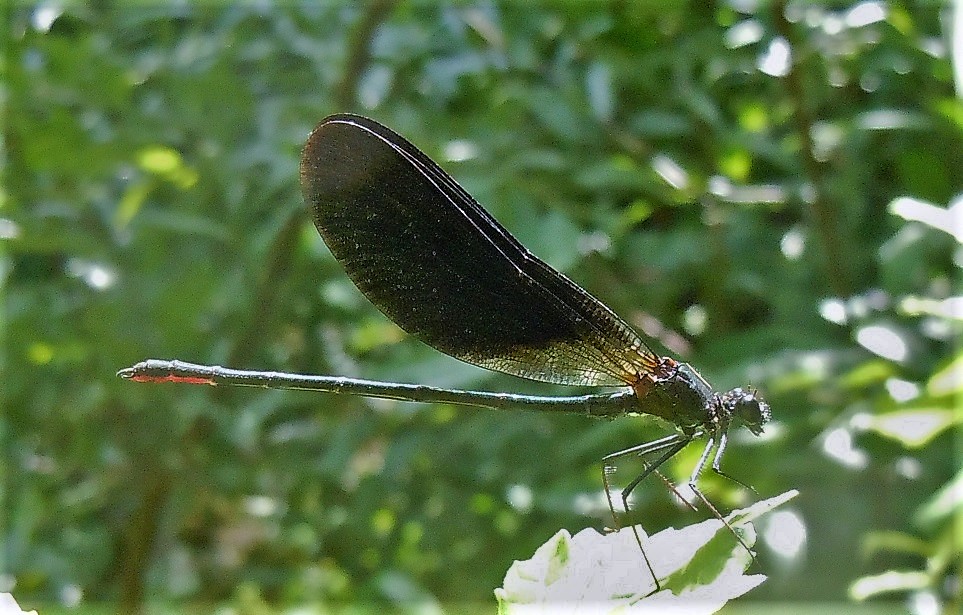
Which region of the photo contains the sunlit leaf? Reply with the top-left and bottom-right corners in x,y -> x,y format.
860,530 -> 931,559
927,353 -> 963,397
116,180 -> 152,227
915,468 -> 963,529
495,491 -> 797,613
889,195 -> 963,242
849,570 -> 930,601
138,146 -> 183,175
862,407 -> 956,448
0,593 -> 37,615
839,359 -> 895,389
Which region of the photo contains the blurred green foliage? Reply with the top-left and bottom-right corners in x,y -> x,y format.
5,2 -> 961,613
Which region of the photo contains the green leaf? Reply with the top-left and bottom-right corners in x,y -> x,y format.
495,490 -> 797,613
927,353 -> 963,397
915,468 -> 963,529
849,570 -> 930,601
862,407 -> 957,448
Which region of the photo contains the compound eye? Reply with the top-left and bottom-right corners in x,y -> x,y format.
728,390 -> 771,435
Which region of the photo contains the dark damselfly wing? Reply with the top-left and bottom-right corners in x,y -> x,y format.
300,114 -> 660,388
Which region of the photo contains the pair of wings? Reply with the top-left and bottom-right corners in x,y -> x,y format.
299,113 -> 661,388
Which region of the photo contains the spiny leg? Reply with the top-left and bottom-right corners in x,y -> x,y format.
686,434 -> 755,558
602,433 -> 686,526
653,467 -> 699,513
601,434 -> 690,593
602,462 -> 659,591
710,432 -> 757,493
617,440 -> 694,518
603,435 -> 689,531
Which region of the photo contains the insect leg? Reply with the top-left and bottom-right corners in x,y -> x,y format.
601,434 -> 690,593
710,432 -> 756,493
687,435 -> 755,558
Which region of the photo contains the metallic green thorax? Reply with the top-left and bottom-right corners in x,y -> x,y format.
638,363 -> 716,431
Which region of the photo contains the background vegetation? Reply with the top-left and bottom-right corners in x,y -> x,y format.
6,2 -> 961,613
